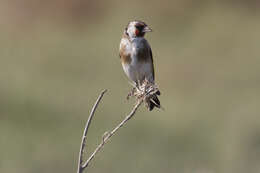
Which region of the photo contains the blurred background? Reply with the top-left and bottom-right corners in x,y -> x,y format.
0,0 -> 260,173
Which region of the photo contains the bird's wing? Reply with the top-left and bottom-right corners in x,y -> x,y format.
149,47 -> 155,80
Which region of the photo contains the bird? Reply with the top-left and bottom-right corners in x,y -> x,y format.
119,20 -> 161,111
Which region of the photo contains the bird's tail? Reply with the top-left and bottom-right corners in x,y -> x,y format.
147,90 -> 161,111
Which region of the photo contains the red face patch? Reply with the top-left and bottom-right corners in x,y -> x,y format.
135,29 -> 140,36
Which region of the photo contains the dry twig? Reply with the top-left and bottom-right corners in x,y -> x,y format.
77,89 -> 107,173
77,81 -> 159,173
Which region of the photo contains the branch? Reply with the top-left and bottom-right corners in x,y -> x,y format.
77,90 -> 143,173
77,89 -> 107,173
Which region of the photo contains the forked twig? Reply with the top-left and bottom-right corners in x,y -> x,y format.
77,80 -> 159,173
77,90 -> 143,173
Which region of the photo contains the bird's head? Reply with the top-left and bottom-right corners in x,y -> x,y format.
124,20 -> 152,38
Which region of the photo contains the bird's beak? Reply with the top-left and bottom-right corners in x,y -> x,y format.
143,26 -> 152,32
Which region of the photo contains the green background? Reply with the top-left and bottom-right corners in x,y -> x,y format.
1,0 -> 260,172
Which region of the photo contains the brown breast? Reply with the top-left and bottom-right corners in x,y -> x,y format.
119,34 -> 132,64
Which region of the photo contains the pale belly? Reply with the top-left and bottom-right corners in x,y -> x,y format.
122,61 -> 154,85
120,37 -> 154,85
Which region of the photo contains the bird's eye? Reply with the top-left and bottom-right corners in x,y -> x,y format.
135,25 -> 144,31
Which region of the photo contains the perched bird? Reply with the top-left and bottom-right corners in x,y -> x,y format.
119,20 -> 161,111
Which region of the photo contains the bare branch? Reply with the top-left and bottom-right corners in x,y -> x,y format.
81,99 -> 143,169
77,94 -> 143,173
77,89 -> 107,173
77,81 -> 158,173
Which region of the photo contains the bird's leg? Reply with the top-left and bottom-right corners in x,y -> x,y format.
143,78 -> 149,94
137,80 -> 141,88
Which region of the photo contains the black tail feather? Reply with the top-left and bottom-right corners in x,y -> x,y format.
148,93 -> 161,111
149,101 -> 155,111
152,95 -> 160,107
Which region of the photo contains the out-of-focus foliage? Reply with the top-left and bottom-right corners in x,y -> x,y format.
0,0 -> 260,173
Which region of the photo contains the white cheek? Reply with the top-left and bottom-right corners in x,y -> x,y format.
127,26 -> 136,38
